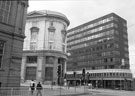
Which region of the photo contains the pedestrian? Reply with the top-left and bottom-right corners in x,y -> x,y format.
30,80 -> 35,95
31,83 -> 35,95
36,82 -> 43,96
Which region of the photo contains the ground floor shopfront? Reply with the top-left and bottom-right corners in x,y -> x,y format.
21,50 -> 67,84
67,79 -> 132,90
66,69 -> 133,90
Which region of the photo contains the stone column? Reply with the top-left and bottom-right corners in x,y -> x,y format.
37,56 -> 43,82
21,56 -> 26,82
42,56 -> 46,83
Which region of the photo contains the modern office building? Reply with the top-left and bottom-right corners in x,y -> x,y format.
0,0 -> 28,88
21,10 -> 70,84
67,13 -> 133,90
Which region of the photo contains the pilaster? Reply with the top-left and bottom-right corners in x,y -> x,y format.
37,56 -> 43,82
21,56 -> 27,81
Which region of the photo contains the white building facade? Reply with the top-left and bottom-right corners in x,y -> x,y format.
21,10 -> 69,84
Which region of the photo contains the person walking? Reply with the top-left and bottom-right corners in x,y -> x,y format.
36,82 -> 43,96
30,80 -> 35,95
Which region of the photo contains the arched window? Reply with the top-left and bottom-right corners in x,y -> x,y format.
48,22 -> 55,50
30,27 -> 39,41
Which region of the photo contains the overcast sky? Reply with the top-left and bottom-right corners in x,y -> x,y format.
28,0 -> 135,77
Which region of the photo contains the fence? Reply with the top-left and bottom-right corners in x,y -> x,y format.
0,85 -> 89,96
0,87 -> 30,96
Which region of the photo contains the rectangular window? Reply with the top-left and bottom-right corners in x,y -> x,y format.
25,67 -> 37,80
49,32 -> 54,41
31,32 -> 38,41
0,1 -> 11,23
26,56 -> 37,63
45,67 -> 53,81
0,40 -> 5,68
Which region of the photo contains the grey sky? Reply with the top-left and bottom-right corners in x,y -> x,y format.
28,0 -> 135,77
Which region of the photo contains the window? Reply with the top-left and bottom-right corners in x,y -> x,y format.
0,40 -> 5,68
104,58 -> 107,63
124,47 -> 128,51
30,27 -> 39,50
25,67 -> 37,80
110,58 -> 113,62
0,1 -> 11,23
123,22 -> 126,27
49,31 -> 55,41
45,67 -> 53,81
48,22 -> 55,39
62,32 -> 66,43
30,27 -> 39,41
31,31 -> 38,41
27,56 -> 37,63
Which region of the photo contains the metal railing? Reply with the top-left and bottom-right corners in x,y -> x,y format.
0,87 -> 30,96
0,85 -> 89,96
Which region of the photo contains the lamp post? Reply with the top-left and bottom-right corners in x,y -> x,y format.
66,52 -> 71,86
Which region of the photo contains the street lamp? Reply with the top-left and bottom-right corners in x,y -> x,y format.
66,52 -> 71,86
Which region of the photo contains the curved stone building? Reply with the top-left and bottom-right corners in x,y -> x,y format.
21,10 -> 70,84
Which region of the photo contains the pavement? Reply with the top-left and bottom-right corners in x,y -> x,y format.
21,83 -> 135,96
36,85 -> 135,96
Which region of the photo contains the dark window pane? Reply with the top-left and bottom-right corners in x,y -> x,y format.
45,67 -> 53,81
25,67 -> 37,80
27,56 -> 37,63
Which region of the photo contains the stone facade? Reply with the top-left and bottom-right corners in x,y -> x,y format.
0,1 -> 28,87
21,10 -> 70,84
